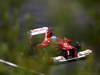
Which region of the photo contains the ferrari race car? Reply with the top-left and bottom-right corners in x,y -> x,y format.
29,27 -> 93,63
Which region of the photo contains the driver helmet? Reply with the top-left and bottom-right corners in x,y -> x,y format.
51,35 -> 57,40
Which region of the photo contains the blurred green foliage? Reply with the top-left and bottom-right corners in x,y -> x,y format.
0,0 -> 100,75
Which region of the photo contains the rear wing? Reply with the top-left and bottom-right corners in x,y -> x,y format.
30,27 -> 48,36
29,27 -> 49,41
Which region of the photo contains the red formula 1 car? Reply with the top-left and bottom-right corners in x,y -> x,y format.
29,27 -> 92,63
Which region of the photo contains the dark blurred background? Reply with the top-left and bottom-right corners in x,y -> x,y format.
0,0 -> 100,75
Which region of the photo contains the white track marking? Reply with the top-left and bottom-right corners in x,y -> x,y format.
0,59 -> 45,75
0,59 -> 18,67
